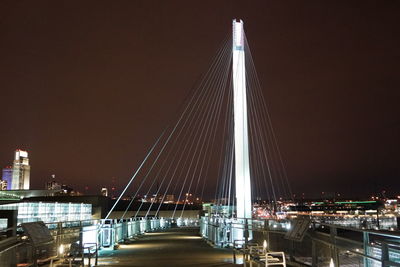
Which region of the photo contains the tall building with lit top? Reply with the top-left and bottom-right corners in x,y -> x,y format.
11,150 -> 30,190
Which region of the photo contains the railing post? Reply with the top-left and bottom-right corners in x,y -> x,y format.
289,240 -> 295,262
263,219 -> 270,252
122,219 -> 127,240
95,246 -> 98,266
80,221 -> 84,266
80,238 -> 84,266
244,219 -> 249,246
233,241 -> 237,264
381,242 -> 389,267
32,243 -> 38,267
311,239 -> 318,267
330,226 -> 339,267
56,223 -> 60,257
376,209 -> 380,230
114,219 -> 118,245
363,231 -> 370,267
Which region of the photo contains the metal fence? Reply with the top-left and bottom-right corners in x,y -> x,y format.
0,217 -> 199,267
200,216 -> 400,266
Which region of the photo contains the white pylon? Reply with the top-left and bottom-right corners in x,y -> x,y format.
232,19 -> 252,219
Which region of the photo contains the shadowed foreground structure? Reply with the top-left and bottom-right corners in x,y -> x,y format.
98,228 -> 238,267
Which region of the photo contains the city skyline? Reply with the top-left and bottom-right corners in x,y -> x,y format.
0,1 -> 399,198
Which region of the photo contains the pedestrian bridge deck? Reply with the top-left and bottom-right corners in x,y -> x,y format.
97,227 -> 238,267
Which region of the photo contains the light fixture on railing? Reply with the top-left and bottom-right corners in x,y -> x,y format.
263,240 -> 268,253
58,244 -> 64,255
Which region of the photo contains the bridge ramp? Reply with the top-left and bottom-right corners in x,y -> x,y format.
98,227 -> 239,266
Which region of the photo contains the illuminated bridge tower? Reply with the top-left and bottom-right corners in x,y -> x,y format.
232,19 -> 252,220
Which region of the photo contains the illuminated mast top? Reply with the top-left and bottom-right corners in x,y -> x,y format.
232,19 -> 252,219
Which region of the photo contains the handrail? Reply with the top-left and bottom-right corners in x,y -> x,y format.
200,216 -> 400,266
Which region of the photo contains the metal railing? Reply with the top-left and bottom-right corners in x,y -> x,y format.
0,216 -> 199,267
200,216 -> 400,266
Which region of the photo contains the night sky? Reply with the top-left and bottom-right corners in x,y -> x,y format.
1,1 -> 399,198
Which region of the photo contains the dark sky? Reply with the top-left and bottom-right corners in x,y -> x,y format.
0,1 -> 399,198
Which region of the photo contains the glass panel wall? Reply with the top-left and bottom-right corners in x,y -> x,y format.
0,202 -> 92,224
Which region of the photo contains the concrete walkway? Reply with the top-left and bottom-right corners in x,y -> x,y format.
97,228 -> 239,267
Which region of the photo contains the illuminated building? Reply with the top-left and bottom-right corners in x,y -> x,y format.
1,166 -> 13,190
11,150 -> 30,190
101,187 -> 108,197
45,174 -> 62,190
165,194 -> 174,203
0,201 -> 92,225
46,181 -> 62,190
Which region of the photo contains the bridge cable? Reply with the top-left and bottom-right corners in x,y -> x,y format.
119,35 -> 231,220
172,38 -> 232,218
130,35 -> 231,219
